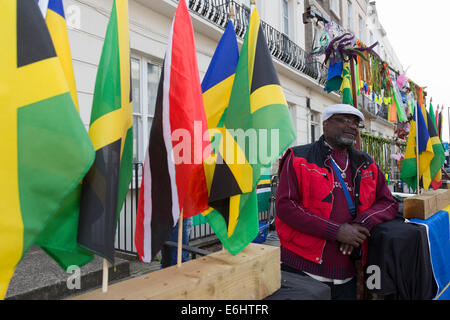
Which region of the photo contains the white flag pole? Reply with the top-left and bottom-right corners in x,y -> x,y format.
102,259 -> 109,293
177,209 -> 184,268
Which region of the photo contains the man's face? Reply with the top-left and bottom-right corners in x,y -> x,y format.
323,114 -> 362,149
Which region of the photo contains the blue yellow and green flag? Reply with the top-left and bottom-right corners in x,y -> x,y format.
0,0 -> 95,299
77,0 -> 133,264
203,9 -> 296,255
192,21 -> 239,228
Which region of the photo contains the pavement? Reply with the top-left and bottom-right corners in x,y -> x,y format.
5,231 -> 280,300
5,246 -> 157,300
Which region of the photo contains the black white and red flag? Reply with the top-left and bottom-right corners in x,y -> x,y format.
134,0 -> 211,263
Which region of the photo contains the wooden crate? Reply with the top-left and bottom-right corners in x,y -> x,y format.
404,189 -> 450,220
70,243 -> 281,300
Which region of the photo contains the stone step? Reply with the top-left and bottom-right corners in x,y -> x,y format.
5,246 -> 130,300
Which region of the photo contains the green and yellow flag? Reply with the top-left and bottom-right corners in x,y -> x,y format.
77,0 -> 133,264
0,0 -> 95,299
35,0 -> 94,271
340,61 -> 353,105
204,9 -> 296,255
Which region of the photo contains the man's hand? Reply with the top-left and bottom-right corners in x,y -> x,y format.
339,243 -> 354,255
336,223 -> 370,247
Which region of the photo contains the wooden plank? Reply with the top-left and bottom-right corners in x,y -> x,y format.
404,189 -> 450,220
70,243 -> 281,300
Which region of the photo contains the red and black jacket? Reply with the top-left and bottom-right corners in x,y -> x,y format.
276,136 -> 398,266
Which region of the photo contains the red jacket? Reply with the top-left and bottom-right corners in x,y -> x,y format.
276,136 -> 398,266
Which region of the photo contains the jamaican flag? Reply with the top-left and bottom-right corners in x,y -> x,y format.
204,9 -> 296,255
77,0 -> 133,264
340,61 -> 353,105
0,0 -> 95,299
35,0 -> 94,271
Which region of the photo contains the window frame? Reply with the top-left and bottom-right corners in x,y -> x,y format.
131,54 -> 163,164
281,0 -> 290,36
329,0 -> 340,19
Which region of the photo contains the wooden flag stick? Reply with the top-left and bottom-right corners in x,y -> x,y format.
177,210 -> 183,268
416,105 -> 421,195
102,259 -> 108,293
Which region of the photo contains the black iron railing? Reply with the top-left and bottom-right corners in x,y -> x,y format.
183,0 -> 327,83
115,161 -> 276,255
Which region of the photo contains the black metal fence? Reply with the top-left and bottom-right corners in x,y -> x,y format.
115,163 -> 277,255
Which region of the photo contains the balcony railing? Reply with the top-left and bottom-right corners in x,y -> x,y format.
183,1 -> 396,121
183,0 -> 327,84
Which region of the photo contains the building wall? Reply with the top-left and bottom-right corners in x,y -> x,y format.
66,0 -> 337,164
65,0 -> 402,159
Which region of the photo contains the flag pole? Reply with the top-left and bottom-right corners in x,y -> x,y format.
177,209 -> 184,268
102,259 -> 108,293
250,0 -> 256,12
349,57 -> 361,150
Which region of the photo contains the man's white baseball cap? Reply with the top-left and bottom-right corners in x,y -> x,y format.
322,104 -> 365,122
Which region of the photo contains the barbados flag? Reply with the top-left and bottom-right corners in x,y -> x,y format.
411,207 -> 450,300
0,0 -> 94,299
204,10 -> 296,254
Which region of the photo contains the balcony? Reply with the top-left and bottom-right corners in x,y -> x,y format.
181,0 -> 328,85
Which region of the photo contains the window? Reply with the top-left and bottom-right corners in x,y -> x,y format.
310,112 -> 320,143
358,15 -> 364,41
131,56 -> 162,163
282,0 -> 289,35
242,0 -> 250,8
347,1 -> 353,31
330,0 -> 340,18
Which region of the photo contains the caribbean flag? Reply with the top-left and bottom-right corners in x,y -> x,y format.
77,0 -> 133,264
204,9 -> 296,255
0,0 -> 95,299
426,104 -> 446,190
35,0 -> 94,270
400,104 -> 435,191
340,61 -> 353,105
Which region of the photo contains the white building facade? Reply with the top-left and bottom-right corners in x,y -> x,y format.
65,0 -> 343,163
61,0 -> 409,252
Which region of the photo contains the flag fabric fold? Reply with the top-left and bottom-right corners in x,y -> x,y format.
340,61 -> 353,105
203,9 -> 296,255
134,0 -> 211,263
0,0 -> 95,299
426,103 -> 446,190
35,0 -> 94,270
77,0 -> 133,264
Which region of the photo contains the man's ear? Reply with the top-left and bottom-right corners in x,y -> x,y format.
323,120 -> 328,134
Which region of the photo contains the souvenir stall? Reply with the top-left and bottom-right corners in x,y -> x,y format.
312,23 -> 450,300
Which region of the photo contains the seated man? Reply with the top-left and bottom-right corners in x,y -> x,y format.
276,104 -> 398,300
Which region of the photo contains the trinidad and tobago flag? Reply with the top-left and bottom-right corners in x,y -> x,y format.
134,0 -> 211,263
